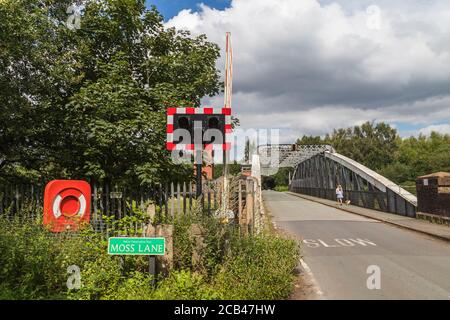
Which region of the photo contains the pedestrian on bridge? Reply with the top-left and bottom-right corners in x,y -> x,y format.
336,185 -> 344,205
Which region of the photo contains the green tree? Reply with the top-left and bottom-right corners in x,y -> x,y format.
329,122 -> 399,171
0,0 -> 221,185
213,162 -> 242,179
296,121 -> 399,171
295,122 -> 449,186
380,132 -> 450,185
296,135 -> 324,145
0,0 -> 74,182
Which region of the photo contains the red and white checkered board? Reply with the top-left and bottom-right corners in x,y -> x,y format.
166,107 -> 232,151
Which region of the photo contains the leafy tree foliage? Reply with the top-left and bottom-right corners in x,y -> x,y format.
213,162 -> 242,179
297,121 -> 399,171
379,132 -> 450,185
0,0 -> 221,185
296,122 -> 450,186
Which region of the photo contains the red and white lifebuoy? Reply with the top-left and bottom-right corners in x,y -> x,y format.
52,188 -> 87,218
43,180 -> 91,233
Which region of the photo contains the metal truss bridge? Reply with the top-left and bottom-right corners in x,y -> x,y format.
256,144 -> 417,217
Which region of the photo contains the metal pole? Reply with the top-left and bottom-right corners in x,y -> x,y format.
221,32 -> 232,212
222,148 -> 228,211
194,119 -> 203,199
196,162 -> 202,198
149,225 -> 157,286
149,256 -> 156,286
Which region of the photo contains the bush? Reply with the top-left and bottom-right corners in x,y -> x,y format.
68,254 -> 123,300
0,213 -> 300,300
0,217 -> 104,299
172,215 -> 195,270
113,271 -> 155,300
214,234 -> 300,300
275,185 -> 289,192
153,270 -> 221,300
196,215 -> 232,277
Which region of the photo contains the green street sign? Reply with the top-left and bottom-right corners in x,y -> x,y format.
108,237 -> 165,255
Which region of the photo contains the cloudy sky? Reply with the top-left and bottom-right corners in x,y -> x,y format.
148,0 -> 450,142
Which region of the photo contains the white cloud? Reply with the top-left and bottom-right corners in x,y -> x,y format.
166,0 -> 450,138
418,124 -> 450,136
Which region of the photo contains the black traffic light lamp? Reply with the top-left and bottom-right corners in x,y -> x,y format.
172,114 -> 225,145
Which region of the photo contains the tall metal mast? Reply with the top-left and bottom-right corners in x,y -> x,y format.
224,32 -> 233,109
222,32 -> 233,211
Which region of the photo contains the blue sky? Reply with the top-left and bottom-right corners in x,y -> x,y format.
146,0 -> 231,20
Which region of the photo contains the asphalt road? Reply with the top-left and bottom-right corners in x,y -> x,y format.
263,190 -> 450,300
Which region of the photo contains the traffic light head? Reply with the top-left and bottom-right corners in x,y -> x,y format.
207,116 -> 220,130
178,116 -> 190,130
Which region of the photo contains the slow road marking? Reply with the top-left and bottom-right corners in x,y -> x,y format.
303,238 -> 377,248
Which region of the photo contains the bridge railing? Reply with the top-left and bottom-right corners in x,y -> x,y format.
291,185 -> 416,218
291,186 -> 388,212
289,151 -> 417,217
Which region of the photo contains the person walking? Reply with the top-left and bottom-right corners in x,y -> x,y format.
336,185 -> 344,205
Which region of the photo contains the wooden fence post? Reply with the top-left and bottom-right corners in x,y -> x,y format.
246,180 -> 254,234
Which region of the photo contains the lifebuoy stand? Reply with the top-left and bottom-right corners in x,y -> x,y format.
43,180 -> 91,232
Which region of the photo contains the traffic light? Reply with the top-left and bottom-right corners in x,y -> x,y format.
172,114 -> 193,145
207,115 -> 220,129
203,115 -> 224,145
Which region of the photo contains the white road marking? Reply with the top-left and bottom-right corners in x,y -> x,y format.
335,239 -> 356,246
348,238 -> 377,246
303,238 -> 377,248
299,258 -> 324,298
303,239 -> 320,248
318,239 -> 339,248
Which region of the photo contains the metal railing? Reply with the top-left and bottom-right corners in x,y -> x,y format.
0,179 -> 265,234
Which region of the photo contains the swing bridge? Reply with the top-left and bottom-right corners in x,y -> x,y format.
255,144 -> 417,217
